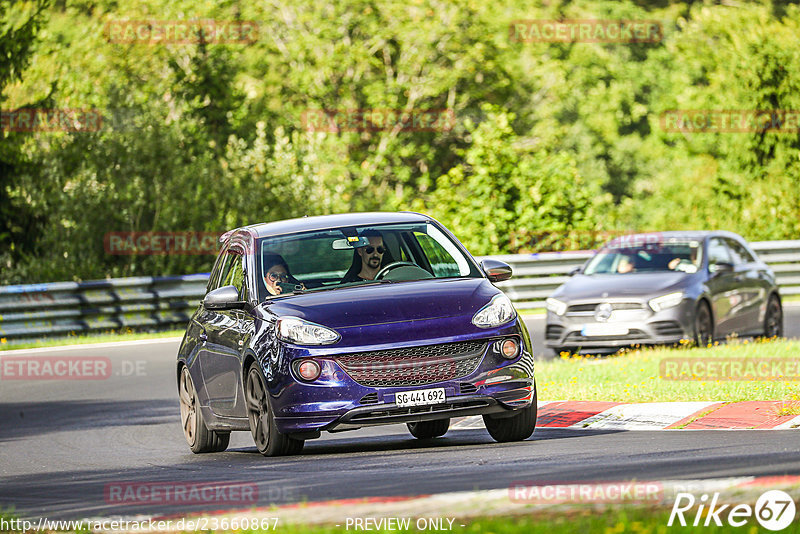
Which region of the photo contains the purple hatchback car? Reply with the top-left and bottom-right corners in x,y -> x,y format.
177,212 -> 536,456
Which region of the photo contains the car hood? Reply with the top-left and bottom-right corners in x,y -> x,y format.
258,278 -> 499,328
552,272 -> 689,300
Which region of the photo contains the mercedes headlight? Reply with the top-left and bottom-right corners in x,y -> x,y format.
648,292 -> 684,312
545,297 -> 568,316
277,316 -> 340,345
472,294 -> 516,328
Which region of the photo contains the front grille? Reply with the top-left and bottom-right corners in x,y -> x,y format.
567,302 -> 644,314
652,321 -> 684,337
546,324 -> 564,340
335,341 -> 487,387
565,329 -> 648,342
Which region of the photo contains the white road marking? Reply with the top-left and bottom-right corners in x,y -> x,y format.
0,337 -> 183,355
576,402 -> 719,430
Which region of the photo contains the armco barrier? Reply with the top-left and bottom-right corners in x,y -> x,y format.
0,274 -> 209,343
1,241 -> 798,343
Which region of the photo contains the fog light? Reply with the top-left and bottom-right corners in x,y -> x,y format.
501,339 -> 519,359
297,360 -> 321,381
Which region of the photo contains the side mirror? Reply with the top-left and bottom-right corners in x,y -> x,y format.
568,266 -> 583,276
481,259 -> 513,283
203,285 -> 245,310
710,262 -> 734,276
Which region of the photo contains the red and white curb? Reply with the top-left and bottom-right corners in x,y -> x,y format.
451,400 -> 800,430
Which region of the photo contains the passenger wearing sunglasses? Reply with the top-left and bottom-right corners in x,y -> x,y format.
263,254 -> 303,296
341,232 -> 387,283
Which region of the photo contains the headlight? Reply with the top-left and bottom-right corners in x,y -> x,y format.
546,297 -> 568,316
649,292 -> 684,312
472,294 -> 516,328
277,316 -> 340,345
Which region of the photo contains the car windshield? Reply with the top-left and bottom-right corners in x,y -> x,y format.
256,222 -> 481,299
583,239 -> 703,275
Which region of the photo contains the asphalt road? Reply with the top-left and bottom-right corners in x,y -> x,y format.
0,308 -> 798,521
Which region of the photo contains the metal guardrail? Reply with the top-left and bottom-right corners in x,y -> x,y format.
0,274 -> 209,343
1,241 -> 798,344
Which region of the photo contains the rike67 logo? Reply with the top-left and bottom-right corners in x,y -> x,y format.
669,490 -> 796,531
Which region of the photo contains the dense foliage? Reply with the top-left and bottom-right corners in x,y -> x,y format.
1,0 -> 798,283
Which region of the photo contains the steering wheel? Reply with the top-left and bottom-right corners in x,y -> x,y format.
375,261 -> 419,280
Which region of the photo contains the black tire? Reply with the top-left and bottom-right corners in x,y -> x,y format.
179,366 -> 230,453
407,419 -> 450,439
483,384 -> 537,443
245,365 -> 304,457
764,294 -> 784,338
694,300 -> 714,348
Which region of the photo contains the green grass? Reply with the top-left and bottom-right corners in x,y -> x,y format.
537,338 -> 800,402
0,506 -> 781,533
518,308 -> 546,316
0,329 -> 184,351
235,507 -> 780,534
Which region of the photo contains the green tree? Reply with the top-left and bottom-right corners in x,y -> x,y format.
420,105 -> 601,255
0,0 -> 50,275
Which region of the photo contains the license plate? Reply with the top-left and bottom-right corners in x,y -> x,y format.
581,324 -> 630,337
395,388 -> 446,407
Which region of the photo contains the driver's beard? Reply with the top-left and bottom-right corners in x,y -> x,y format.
368,257 -> 381,267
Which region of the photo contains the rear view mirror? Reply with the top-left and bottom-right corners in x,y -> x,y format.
710,262 -> 734,276
481,259 -> 513,283
332,237 -> 370,250
203,285 -> 245,310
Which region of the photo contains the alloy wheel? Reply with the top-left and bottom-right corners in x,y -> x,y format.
246,367 -> 270,451
695,302 -> 713,347
179,367 -> 197,445
765,296 -> 784,338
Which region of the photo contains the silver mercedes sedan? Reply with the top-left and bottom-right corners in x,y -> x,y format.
545,231 -> 783,355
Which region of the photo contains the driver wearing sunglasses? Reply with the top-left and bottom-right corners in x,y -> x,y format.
341,232 -> 386,283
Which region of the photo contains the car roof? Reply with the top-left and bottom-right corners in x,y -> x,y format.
603,230 -> 748,247
224,211 -> 433,241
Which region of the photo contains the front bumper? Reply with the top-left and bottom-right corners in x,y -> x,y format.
545,299 -> 695,352
327,394 -> 508,431
269,327 -> 535,434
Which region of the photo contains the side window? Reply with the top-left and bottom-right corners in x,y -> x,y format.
725,238 -> 755,264
707,238 -> 732,270
221,248 -> 246,297
209,244 -> 233,291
